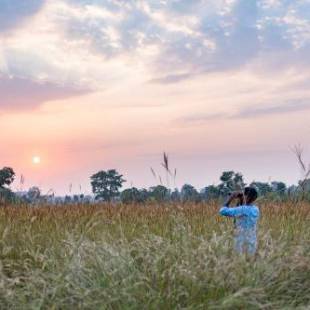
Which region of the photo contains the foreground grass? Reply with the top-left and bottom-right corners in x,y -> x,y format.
0,202 -> 309,309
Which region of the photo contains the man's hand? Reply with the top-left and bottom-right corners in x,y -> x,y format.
225,191 -> 243,207
230,191 -> 243,199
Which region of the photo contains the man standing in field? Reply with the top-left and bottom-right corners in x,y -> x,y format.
219,187 -> 259,255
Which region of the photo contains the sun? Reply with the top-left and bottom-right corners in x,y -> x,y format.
32,156 -> 41,165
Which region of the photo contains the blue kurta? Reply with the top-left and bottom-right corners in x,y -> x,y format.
219,205 -> 260,255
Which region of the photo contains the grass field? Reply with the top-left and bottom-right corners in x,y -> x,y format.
0,202 -> 310,309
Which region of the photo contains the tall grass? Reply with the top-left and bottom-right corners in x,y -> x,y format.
0,202 -> 309,309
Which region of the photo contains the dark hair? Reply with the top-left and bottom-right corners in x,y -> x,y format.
244,187 -> 258,204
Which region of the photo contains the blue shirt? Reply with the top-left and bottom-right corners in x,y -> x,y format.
219,205 -> 260,254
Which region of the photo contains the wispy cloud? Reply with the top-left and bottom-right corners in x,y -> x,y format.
0,76 -> 89,110
148,73 -> 195,84
235,99 -> 310,119
1,0 -> 310,109
181,99 -> 310,124
180,113 -> 228,124
2,1 -> 310,72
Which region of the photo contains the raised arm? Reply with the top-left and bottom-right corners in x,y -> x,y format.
219,192 -> 245,217
219,206 -> 246,217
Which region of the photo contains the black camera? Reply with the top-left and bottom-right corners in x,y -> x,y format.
228,192 -> 243,199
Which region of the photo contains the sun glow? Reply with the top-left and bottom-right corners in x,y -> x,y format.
32,156 -> 41,165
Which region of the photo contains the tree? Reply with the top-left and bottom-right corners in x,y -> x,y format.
218,171 -> 245,196
250,182 -> 272,196
64,195 -> 72,204
271,181 -> 287,196
139,189 -> 149,203
288,184 -> 298,193
0,188 -> 16,204
121,187 -> 147,204
298,179 -> 310,192
0,167 -> 15,188
0,167 -> 16,204
170,188 -> 181,202
201,185 -> 220,200
27,186 -> 41,202
149,185 -> 169,202
73,195 -> 80,203
91,169 -> 126,201
181,184 -> 201,203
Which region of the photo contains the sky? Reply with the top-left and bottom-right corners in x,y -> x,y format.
0,0 -> 310,195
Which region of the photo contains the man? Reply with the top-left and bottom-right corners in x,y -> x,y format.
219,187 -> 259,255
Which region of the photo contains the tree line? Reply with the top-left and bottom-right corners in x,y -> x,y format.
90,169 -> 304,204
0,166 -> 308,205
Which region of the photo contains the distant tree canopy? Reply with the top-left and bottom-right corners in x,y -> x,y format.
149,185 -> 169,202
91,169 -> 126,201
218,171 -> 245,196
170,188 -> 181,202
181,184 -> 201,203
250,182 -> 273,196
299,179 -> 310,192
27,186 -> 41,201
1,163 -> 309,205
116,170 -> 306,205
120,187 -> 148,204
0,167 -> 16,204
271,181 -> 287,195
201,185 -> 221,200
0,167 -> 15,188
83,170 -> 310,205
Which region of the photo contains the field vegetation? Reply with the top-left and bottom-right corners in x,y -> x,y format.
0,150 -> 309,308
0,201 -> 309,309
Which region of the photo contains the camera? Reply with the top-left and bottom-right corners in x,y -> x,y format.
228,192 -> 243,199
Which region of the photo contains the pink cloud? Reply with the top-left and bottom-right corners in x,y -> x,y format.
0,76 -> 89,110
